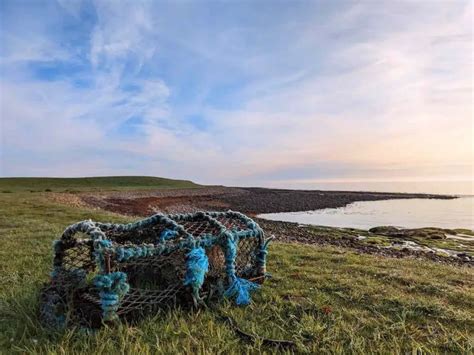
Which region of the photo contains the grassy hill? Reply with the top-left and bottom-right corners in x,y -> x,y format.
0,176 -> 201,192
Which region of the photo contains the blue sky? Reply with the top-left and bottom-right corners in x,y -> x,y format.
0,0 -> 472,186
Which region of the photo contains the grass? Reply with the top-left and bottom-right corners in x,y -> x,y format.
0,176 -> 200,193
0,191 -> 473,354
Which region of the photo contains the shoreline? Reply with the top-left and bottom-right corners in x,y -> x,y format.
56,186 -> 472,266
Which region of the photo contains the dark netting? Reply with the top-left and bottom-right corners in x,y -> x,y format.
62,241 -> 96,272
213,215 -> 249,231
236,238 -> 260,278
39,211 -> 271,329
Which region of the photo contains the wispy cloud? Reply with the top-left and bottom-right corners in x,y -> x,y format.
0,0 -> 472,185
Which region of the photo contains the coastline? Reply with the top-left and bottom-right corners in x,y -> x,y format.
57,186 -> 472,266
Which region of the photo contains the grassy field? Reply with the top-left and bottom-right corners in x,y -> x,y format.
0,188 -> 473,353
0,176 -> 200,193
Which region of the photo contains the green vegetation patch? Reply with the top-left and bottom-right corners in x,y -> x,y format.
0,192 -> 473,353
307,224 -> 474,256
0,176 -> 200,193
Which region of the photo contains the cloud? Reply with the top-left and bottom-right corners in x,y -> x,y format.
89,0 -> 156,69
0,0 -> 472,185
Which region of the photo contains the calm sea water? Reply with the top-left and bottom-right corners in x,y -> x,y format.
264,180 -> 473,196
259,197 -> 474,230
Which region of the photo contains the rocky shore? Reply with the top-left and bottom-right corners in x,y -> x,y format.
256,219 -> 473,266
79,186 -> 454,215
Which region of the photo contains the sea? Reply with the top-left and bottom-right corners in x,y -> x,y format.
264,180 -> 473,196
258,180 -> 474,230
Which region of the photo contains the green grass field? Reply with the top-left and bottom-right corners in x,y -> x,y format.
0,176 -> 200,193
0,182 -> 473,353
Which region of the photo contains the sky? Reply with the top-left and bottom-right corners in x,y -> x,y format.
0,0 -> 472,187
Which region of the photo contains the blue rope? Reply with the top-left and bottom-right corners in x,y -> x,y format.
256,237 -> 273,275
222,232 -> 260,305
183,247 -> 209,303
224,277 -> 260,306
160,228 -> 178,242
94,272 -> 130,321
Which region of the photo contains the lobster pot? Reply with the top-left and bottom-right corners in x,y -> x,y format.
39,211 -> 271,328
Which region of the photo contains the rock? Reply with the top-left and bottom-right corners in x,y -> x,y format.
369,226 -> 399,234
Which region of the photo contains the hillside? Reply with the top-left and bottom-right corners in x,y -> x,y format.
0,176 -> 201,192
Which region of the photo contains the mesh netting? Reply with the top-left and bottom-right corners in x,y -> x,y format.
39,211 -> 271,328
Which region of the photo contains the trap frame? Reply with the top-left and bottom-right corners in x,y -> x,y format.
39,211 -> 271,328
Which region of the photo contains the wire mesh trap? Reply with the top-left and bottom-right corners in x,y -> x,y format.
39,211 -> 272,328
